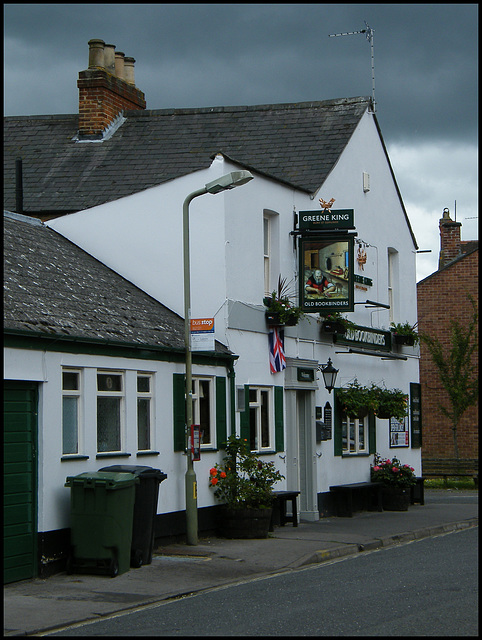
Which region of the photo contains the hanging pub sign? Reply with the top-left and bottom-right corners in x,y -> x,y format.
299,234 -> 355,312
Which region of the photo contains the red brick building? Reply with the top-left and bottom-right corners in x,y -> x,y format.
417,209 -> 478,474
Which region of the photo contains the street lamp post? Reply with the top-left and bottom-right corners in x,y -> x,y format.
182,170 -> 253,545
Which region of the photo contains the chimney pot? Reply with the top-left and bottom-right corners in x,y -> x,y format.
88,39 -> 105,69
115,51 -> 125,79
104,43 -> 116,74
438,208 -> 462,269
124,57 -> 136,85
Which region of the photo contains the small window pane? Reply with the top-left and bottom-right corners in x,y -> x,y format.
261,390 -> 270,448
359,420 -> 366,450
137,376 -> 150,393
97,374 -> 122,392
199,380 -> 211,444
137,398 -> 150,450
63,372 -> 79,391
249,407 -> 258,451
97,397 -> 121,452
349,418 -> 356,452
62,397 -> 78,454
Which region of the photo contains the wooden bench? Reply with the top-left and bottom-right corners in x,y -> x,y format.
422,458 -> 478,487
329,482 -> 383,517
269,490 -> 300,531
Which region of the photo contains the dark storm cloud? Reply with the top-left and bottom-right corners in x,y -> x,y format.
4,3 -> 478,145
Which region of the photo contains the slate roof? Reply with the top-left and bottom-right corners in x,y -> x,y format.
3,210 -> 230,355
3,97 -> 371,215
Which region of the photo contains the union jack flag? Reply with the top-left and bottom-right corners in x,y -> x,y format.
268,327 -> 286,373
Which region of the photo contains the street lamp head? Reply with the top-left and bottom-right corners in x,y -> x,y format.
205,170 -> 253,195
319,358 -> 339,393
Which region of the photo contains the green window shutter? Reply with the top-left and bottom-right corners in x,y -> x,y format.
368,411 -> 376,454
239,385 -> 249,443
173,373 -> 186,452
216,377 -> 227,449
333,389 -> 343,456
274,386 -> 284,452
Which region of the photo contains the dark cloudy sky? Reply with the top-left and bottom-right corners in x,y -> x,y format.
4,3 -> 478,281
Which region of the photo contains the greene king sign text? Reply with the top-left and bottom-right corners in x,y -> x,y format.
299,209 -> 354,231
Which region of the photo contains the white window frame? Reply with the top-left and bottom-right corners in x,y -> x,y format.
264,215 -> 271,296
341,414 -> 368,455
137,372 -> 154,452
61,368 -> 82,456
192,376 -> 215,448
248,386 -> 273,452
96,370 -> 125,453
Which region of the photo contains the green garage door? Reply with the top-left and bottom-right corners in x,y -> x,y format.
3,381 -> 38,584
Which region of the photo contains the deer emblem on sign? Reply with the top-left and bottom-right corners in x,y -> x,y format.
319,197 -> 335,212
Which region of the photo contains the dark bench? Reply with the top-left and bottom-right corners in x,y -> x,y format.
269,490 -> 300,531
422,458 -> 478,487
329,482 -> 383,517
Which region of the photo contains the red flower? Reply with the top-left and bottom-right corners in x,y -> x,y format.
211,477 -> 218,485
210,468 -> 217,476
220,471 -> 226,479
392,467 -> 399,473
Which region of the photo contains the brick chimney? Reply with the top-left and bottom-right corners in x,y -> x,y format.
77,39 -> 146,139
438,207 -> 462,269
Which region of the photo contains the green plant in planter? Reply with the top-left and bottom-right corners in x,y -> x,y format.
336,379 -> 377,417
319,311 -> 356,332
371,453 -> 416,488
390,321 -> 420,345
264,275 -> 305,326
209,435 -> 284,509
371,385 -> 408,420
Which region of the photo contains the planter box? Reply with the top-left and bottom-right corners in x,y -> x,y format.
265,311 -> 297,326
393,333 -> 415,346
381,486 -> 410,511
217,506 -> 273,539
322,320 -> 346,335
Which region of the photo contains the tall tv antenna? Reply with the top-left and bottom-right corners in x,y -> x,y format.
329,21 -> 376,112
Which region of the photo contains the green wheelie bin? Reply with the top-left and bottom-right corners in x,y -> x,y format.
65,471 -> 137,577
99,465 -> 167,567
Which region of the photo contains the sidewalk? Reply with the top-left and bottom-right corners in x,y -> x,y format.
4,489 -> 478,637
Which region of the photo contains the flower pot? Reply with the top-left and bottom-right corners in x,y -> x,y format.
322,320 -> 346,335
217,506 -> 273,539
381,486 -> 410,511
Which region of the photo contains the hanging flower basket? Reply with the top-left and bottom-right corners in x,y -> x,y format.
390,322 -> 419,346
321,320 -> 346,335
320,312 -> 355,336
265,311 -> 297,326
371,386 -> 408,421
263,276 -> 305,327
336,379 -> 376,418
392,333 -> 415,346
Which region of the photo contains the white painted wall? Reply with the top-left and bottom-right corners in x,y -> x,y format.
40,109 -> 422,520
4,347 -> 229,533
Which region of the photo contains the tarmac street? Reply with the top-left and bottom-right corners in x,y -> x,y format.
3,489 -> 478,637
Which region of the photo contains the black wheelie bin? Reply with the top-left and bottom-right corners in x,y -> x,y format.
64,471 -> 137,577
99,465 -> 167,567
